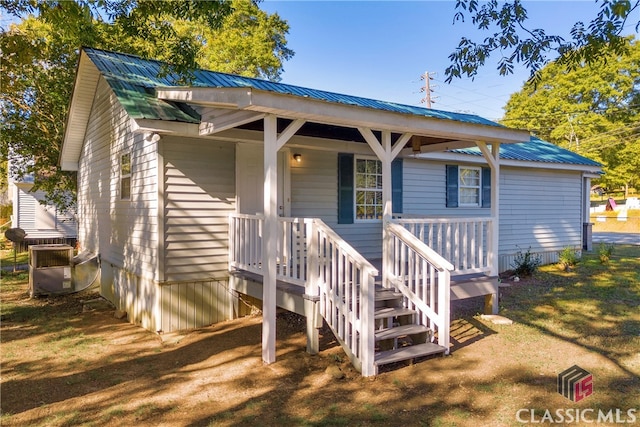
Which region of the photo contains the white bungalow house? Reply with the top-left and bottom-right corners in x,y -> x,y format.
60,48 -> 601,376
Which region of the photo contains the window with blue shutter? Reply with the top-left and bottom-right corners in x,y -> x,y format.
446,165 -> 491,208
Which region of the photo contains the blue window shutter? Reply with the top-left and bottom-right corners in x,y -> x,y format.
392,159 -> 403,214
446,165 -> 459,208
338,153 -> 354,224
482,167 -> 491,208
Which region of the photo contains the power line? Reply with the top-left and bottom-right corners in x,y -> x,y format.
500,103 -> 640,122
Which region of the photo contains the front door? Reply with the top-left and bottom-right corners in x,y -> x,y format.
236,143 -> 290,216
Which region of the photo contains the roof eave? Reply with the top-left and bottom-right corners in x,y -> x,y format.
156,86 -> 531,145
418,151 -> 603,173
59,50 -> 101,171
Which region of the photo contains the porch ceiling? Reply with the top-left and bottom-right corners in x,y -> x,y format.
237,118 -> 456,150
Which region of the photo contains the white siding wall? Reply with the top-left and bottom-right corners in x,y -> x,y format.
78,77 -> 158,280
162,136 -> 236,282
77,77 -> 159,326
499,166 -> 582,270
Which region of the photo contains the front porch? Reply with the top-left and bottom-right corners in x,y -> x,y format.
228,214 -> 498,376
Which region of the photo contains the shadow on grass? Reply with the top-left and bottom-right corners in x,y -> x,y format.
500,245 -> 640,380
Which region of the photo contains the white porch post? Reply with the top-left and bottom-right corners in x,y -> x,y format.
477,141 -> 500,314
262,114 -> 278,364
490,142 -> 500,279
381,131 -> 393,288
357,129 -> 411,288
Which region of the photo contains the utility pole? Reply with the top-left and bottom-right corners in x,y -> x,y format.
420,71 -> 436,108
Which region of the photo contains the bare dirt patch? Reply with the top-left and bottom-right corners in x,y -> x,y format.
1,256 -> 639,426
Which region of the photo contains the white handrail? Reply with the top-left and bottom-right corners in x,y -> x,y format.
386,222 -> 452,354
388,223 -> 454,271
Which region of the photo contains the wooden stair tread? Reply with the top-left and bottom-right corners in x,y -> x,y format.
375,290 -> 403,301
374,307 -> 415,319
375,342 -> 447,366
375,324 -> 429,341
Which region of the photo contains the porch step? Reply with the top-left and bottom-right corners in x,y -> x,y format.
374,306 -> 415,320
374,342 -> 447,366
375,324 -> 430,341
375,289 -> 404,302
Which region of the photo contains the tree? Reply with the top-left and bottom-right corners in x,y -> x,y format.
0,0 -> 293,210
501,38 -> 640,194
445,0 -> 639,83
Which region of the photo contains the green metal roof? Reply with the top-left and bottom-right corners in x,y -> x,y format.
450,137 -> 601,167
84,47 -> 600,168
84,47 -> 506,128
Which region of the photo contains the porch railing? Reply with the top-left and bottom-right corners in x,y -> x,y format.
228,214 -> 311,286
393,216 -> 493,275
228,214 -> 379,376
386,222 -> 453,353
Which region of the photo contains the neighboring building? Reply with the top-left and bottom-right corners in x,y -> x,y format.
7,177 -> 77,250
59,48 -> 601,376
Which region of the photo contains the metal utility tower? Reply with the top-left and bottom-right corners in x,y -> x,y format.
420,71 -> 435,108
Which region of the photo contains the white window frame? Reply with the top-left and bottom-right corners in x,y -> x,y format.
458,166 -> 481,207
120,152 -> 131,200
354,156 -> 383,222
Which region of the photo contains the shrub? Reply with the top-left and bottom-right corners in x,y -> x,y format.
598,242 -> 614,264
511,246 -> 542,277
558,246 -> 579,271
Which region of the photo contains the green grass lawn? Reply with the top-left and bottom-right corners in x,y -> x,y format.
0,249 -> 29,268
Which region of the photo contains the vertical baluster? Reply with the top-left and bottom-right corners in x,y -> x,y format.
480,220 -> 485,270
462,221 -> 468,271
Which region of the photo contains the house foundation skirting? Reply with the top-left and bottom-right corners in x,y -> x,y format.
499,248 -> 579,273
104,263 -> 235,333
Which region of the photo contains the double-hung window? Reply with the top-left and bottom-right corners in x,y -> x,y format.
459,166 -> 481,206
120,153 -> 131,200
355,157 -> 383,220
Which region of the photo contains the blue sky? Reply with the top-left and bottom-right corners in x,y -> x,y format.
261,1 -> 634,120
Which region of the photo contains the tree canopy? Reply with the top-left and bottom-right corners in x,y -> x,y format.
0,0 -> 293,210
501,37 -> 640,193
445,0 -> 639,83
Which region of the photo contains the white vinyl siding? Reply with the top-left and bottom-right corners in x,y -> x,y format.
77,77 -> 158,282
499,166 -> 582,266
162,136 -> 236,282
